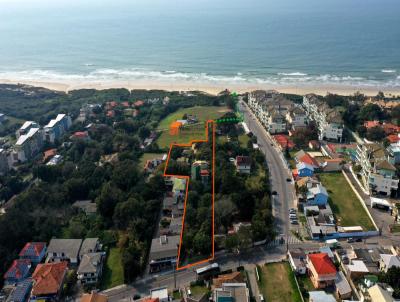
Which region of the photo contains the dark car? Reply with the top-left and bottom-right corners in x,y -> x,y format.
286,178 -> 291,182
355,238 -> 362,242
347,238 -> 355,243
272,191 -> 278,195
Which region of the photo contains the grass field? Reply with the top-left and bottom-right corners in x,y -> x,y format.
156,106 -> 230,130
101,247 -> 124,289
319,172 -> 375,230
156,106 -> 229,149
258,262 -> 302,302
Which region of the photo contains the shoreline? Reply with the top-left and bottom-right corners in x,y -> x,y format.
1,78 -> 400,97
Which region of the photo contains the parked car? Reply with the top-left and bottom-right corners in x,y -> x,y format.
290,220 -> 299,225
272,191 -> 277,195
347,238 -> 355,243
289,208 -> 296,214
286,178 -> 291,182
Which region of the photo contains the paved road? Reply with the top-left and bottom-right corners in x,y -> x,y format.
238,100 -> 296,239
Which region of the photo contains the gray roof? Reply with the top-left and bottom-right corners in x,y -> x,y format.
335,271 -> 351,296
47,239 -> 82,259
72,200 -> 97,215
77,252 -> 104,274
79,238 -> 99,258
149,235 -> 179,261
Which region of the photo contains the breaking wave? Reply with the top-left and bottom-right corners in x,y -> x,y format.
0,68 -> 399,88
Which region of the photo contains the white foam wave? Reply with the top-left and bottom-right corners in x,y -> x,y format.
381,69 -> 396,73
0,68 -> 399,88
278,72 -> 308,76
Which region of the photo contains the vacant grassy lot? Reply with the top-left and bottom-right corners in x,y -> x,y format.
319,172 -> 375,230
101,247 -> 124,289
259,262 -> 302,302
156,106 -> 229,130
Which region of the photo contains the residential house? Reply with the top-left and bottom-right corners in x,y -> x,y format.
43,114 -> 72,143
72,200 -> 97,216
7,279 -> 32,302
235,156 -> 251,174
273,134 -> 295,150
3,260 -> 31,285
303,94 -> 344,142
148,235 -> 180,273
309,140 -> 320,150
387,141 -> 400,164
31,262 -> 68,301
288,248 -> 307,275
286,106 -> 307,130
379,254 -> 400,273
368,284 -> 395,302
78,104 -> 101,122
18,242 -> 46,264
0,148 -> 10,175
191,161 -> 210,184
213,283 -> 250,302
70,131 -> 90,141
46,238 -> 83,265
295,150 -> 320,169
13,127 -> 43,163
46,154 -> 63,166
296,162 -> 314,177
172,178 -> 187,202
306,184 -> 329,206
77,252 -> 105,285
43,148 -> 57,163
308,291 -> 336,302
307,253 -> 337,289
335,271 -> 352,300
144,155 -> 166,174
212,272 -> 244,288
320,158 -> 343,172
79,238 -> 100,261
81,292 -> 108,302
356,142 -> 399,196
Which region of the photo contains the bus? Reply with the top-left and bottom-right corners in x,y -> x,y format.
196,263 -> 220,280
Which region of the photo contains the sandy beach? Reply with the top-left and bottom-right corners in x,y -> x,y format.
1,78 -> 400,97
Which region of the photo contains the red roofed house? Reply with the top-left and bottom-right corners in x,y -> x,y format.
121,101 -> 130,108
364,120 -> 381,129
31,261 -> 68,301
235,156 -> 251,174
134,100 -> 145,107
43,149 -> 57,163
382,122 -> 400,135
106,110 -> 115,118
4,259 -> 32,285
299,153 -> 319,169
70,131 -> 90,141
307,253 -> 337,289
19,242 -> 47,264
273,134 -> 295,150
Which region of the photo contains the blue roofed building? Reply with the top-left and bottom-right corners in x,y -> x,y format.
4,259 -> 31,285
296,162 -> 314,177
7,279 -> 33,302
306,184 -> 329,206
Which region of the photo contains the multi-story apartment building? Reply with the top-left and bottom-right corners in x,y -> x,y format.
286,106 -> 308,130
356,142 -> 399,196
248,90 -> 294,134
43,114 -> 72,143
16,121 -> 40,138
303,94 -> 344,142
0,148 -> 10,175
12,126 -> 43,163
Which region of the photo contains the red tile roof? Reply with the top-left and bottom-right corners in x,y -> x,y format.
121,101 -> 130,107
134,100 -> 145,107
43,149 -> 57,162
308,253 -> 336,275
383,123 -> 400,135
299,153 -> 319,168
32,262 -> 68,296
236,156 -> 251,165
364,120 -> 380,129
19,242 -> 46,258
72,131 -> 89,139
273,134 -> 295,149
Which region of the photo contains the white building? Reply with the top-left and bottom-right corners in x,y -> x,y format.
303,94 -> 343,142
16,121 -> 40,138
43,114 -> 72,143
12,127 -> 43,163
248,90 -> 293,134
286,106 -> 308,130
356,142 -> 399,196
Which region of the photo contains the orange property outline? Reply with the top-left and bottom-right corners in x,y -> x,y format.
163,120 -> 215,270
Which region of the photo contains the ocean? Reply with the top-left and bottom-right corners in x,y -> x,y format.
0,0 -> 399,90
